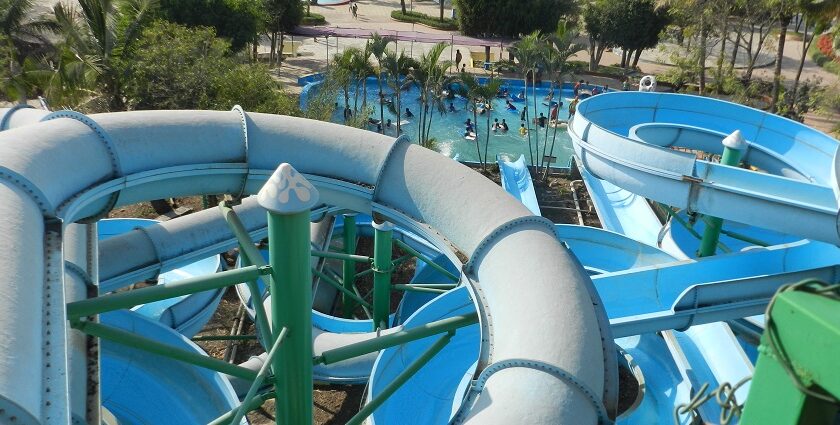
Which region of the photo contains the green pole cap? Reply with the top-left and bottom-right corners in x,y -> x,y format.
257,163 -> 320,214
722,130 -> 747,151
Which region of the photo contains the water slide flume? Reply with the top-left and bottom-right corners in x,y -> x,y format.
0,107 -> 611,423
568,92 -> 840,246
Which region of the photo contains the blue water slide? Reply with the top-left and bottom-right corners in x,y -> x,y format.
98,218 -> 223,337
100,310 -> 242,424
569,92 -> 840,246
497,154 -> 541,216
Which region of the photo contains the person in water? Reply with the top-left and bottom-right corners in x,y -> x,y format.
506,100 -> 517,110
500,119 -> 509,132
520,105 -> 527,121
492,118 -> 500,132
386,119 -> 392,128
574,80 -> 583,96
465,118 -> 473,127
591,86 -> 601,96
405,108 -> 414,118
516,90 -> 525,100
448,102 -> 456,112
537,113 -> 547,128
519,123 -> 527,135
568,96 -> 579,118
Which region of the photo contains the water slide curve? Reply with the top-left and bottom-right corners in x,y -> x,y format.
0,106 -> 611,424
568,92 -> 840,245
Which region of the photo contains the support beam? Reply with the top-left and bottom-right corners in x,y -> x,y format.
70,320 -> 257,381
342,214 -> 358,317
698,130 -> 746,257
66,265 -> 269,319
315,313 -> 478,365
258,164 -> 317,425
346,332 -> 453,425
372,220 -> 394,330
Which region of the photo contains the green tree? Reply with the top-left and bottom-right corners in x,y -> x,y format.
410,42 -> 453,148
510,30 -> 544,168
0,0 -> 56,101
264,0 -> 303,67
369,33 -> 391,134
458,72 -> 502,170
121,20 -> 298,115
51,0 -> 158,110
611,0 -> 670,69
767,0 -> 797,112
454,0 -> 575,37
381,48 -> 416,135
158,0 -> 262,51
541,21 -> 585,178
657,0 -> 715,95
788,0 -> 840,107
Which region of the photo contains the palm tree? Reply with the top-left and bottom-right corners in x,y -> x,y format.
510,30 -> 545,169
455,72 -> 483,167
51,0 -> 158,110
349,44 -> 373,115
0,0 -> 57,101
540,21 -> 585,178
368,33 -> 392,134
460,73 -> 502,171
410,42 -> 453,148
381,48 -> 416,136
332,48 -> 357,119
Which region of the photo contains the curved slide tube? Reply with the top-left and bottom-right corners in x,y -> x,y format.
568,92 -> 840,245
100,310 -> 242,424
0,107 -> 610,423
99,218 -> 224,337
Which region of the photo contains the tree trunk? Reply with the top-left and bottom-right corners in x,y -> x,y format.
790,19 -> 814,109
523,74 -> 535,166
770,14 -> 791,113
473,107 -> 481,163
483,103 -> 491,170
698,15 -> 707,95
378,73 -> 385,134
715,18 -> 728,95
588,37 -> 598,71
278,32 -> 286,66
730,21 -> 742,68
632,49 -> 643,69
440,0 -> 444,21
400,0 -> 406,14
269,32 -> 277,67
531,68 -> 539,175
395,89 -> 402,134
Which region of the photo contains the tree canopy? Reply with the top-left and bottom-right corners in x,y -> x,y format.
158,0 -> 262,51
454,0 -> 575,37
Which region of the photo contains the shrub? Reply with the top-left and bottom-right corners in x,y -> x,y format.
390,10 -> 458,31
453,0 -> 575,37
301,12 -> 326,25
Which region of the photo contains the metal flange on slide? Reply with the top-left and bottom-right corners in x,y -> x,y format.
0,107 -> 612,423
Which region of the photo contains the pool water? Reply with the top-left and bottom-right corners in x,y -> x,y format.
333,78 -> 581,166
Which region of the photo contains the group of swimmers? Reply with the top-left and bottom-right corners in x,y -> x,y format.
464,118 -> 513,137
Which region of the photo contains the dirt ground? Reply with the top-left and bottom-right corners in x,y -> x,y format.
108,167 -> 636,424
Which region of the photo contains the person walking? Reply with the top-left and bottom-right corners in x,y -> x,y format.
455,49 -> 463,71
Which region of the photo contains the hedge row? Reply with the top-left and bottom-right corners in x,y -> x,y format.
301,13 -> 326,26
390,10 -> 459,31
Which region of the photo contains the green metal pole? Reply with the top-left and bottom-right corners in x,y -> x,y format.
314,312 -> 478,365
342,214 -> 358,318
70,320 -> 257,381
393,239 -> 460,282
67,265 -> 268,319
698,130 -> 746,257
258,163 -> 317,425
208,392 -> 276,425
228,327 -> 289,425
312,267 -> 372,309
372,220 -> 394,330
239,245 -> 275,349
345,332 -> 453,425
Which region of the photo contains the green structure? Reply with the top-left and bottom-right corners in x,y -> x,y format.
697,130 -> 747,257
740,281 -> 840,424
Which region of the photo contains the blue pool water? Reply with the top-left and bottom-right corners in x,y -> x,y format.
330,78 -> 582,166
